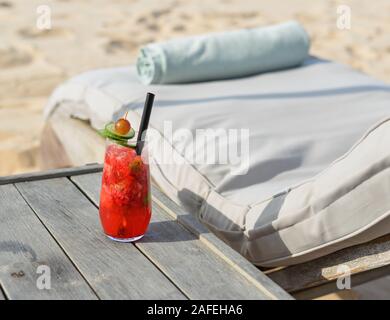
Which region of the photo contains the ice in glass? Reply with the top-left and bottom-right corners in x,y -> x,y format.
99,139 -> 151,242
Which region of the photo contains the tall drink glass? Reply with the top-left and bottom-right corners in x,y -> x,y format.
99,139 -> 151,242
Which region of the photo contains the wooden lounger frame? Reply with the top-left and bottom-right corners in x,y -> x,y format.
39,111 -> 390,299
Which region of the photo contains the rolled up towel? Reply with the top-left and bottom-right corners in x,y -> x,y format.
136,21 -> 310,85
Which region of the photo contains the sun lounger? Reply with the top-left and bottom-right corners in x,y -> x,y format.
40,118 -> 390,298
41,56 -> 390,295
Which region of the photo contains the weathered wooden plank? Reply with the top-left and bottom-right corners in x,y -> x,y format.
352,271 -> 390,300
0,164 -> 102,186
293,265 -> 390,300
40,121 -> 73,170
142,203 -> 271,299
0,184 -> 97,300
15,178 -> 185,300
267,234 -> 390,296
150,183 -> 293,300
41,109 -> 106,169
71,172 -> 291,300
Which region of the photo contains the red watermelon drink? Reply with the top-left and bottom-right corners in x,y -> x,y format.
98,118 -> 151,242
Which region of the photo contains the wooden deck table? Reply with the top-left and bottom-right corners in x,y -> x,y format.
0,164 -> 292,300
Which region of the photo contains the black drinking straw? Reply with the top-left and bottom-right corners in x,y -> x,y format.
136,92 -> 155,155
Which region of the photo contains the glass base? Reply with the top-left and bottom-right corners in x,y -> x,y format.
106,234 -> 144,243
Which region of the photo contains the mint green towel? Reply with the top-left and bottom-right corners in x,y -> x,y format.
136,21 -> 310,85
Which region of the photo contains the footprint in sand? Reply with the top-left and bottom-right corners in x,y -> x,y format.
104,39 -> 139,54
171,23 -> 186,32
135,16 -> 161,32
18,27 -> 72,39
136,16 -> 148,24
178,12 -> 190,20
0,1 -> 12,8
151,8 -> 171,19
0,45 -> 35,68
146,23 -> 160,32
135,7 -> 171,25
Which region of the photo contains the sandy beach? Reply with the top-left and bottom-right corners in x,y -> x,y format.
1,0 -> 390,175
0,0 -> 389,299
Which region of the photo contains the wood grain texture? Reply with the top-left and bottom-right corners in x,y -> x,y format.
267,234 -> 390,294
142,203 -> 270,299
150,183 -> 293,300
15,178 -> 185,300
0,164 -> 102,186
71,172 -> 291,300
293,265 -> 390,300
40,121 -> 73,170
0,184 -> 97,300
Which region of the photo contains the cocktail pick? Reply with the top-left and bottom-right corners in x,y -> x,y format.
136,92 -> 155,155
